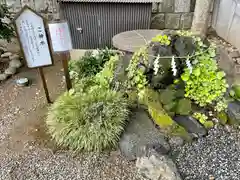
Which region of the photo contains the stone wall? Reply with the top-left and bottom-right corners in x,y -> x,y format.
3,0 -> 213,30
151,0 -> 214,30
2,0 -> 59,20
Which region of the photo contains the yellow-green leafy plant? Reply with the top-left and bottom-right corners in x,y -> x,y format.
193,112 -> 214,129
181,42 -> 228,107
46,82 -> 129,152
152,34 -> 171,45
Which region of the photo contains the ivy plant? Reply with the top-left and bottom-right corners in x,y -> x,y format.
181,41 -> 228,107
193,112 -> 214,129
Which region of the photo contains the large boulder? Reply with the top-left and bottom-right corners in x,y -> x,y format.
136,148 -> 182,180
119,108 -> 170,161
174,116 -> 207,138
227,101 -> 240,125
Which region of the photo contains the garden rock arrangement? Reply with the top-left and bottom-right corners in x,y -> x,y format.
44,31 -> 240,180
0,47 -> 22,81
136,148 -> 182,180
119,108 -> 170,161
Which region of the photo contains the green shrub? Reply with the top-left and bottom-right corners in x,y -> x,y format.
69,48 -> 116,82
46,83 -> 129,152
0,4 -> 14,41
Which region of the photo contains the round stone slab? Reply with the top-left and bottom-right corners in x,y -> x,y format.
112,29 -> 164,53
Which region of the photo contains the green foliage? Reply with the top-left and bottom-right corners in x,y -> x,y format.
69,48 -> 116,83
214,98 -> 228,112
232,85 -> 240,99
0,4 -> 14,41
151,34 -> 171,45
46,81 -> 129,152
181,42 -> 228,107
95,55 -> 119,89
193,112 -> 214,129
176,98 -> 192,115
217,111 -> 228,125
127,47 -> 149,98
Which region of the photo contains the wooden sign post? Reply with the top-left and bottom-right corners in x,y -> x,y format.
14,6 -> 53,104
48,21 -> 73,90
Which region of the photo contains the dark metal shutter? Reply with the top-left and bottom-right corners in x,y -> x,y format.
60,2 -> 152,49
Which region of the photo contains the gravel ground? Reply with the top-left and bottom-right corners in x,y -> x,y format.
0,147 -> 143,180
0,63 -> 145,180
174,125 -> 240,180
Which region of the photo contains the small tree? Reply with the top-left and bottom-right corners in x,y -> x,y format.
0,4 -> 15,42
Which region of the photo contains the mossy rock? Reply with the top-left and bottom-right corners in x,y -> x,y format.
176,98 -> 192,116
127,90 -> 138,108
217,111 -> 228,125
175,89 -> 185,98
141,88 -> 190,139
164,101 -> 177,111
160,89 -> 176,105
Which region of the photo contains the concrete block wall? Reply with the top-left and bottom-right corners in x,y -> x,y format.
151,0 -> 195,30
151,0 -> 214,30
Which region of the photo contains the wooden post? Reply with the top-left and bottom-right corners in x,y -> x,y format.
61,51 -> 72,90
38,68 -> 51,104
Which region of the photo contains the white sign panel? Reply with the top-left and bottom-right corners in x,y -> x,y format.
15,9 -> 52,68
48,22 -> 73,52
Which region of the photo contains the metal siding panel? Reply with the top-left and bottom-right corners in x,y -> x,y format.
60,2 -> 152,49
59,0 -> 160,3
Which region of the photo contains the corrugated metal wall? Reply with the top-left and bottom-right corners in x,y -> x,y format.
212,0 -> 240,50
60,2 -> 152,49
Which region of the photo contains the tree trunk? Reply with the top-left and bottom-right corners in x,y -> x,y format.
191,0 -> 213,38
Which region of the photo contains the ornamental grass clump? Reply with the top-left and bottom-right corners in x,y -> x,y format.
46,81 -> 129,152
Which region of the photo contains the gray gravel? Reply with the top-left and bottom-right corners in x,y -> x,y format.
0,147 -> 144,180
173,125 -> 240,180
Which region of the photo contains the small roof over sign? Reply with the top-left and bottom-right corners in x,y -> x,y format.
58,0 -> 161,3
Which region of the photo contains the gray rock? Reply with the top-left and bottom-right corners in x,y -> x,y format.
158,2 -> 163,12
4,67 -> 16,75
0,47 -> 7,53
162,0 -> 174,13
174,0 -> 191,13
151,13 -> 165,29
236,57 -> 240,65
229,51 -> 240,58
227,101 -> 240,125
165,13 -> 181,29
9,59 -> 22,68
136,148 -> 182,180
152,2 -> 159,13
169,137 -> 184,147
0,73 -> 7,81
119,108 -> 170,161
174,116 -> 207,137
180,13 -> 193,29
1,52 -> 12,58
9,54 -> 20,60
